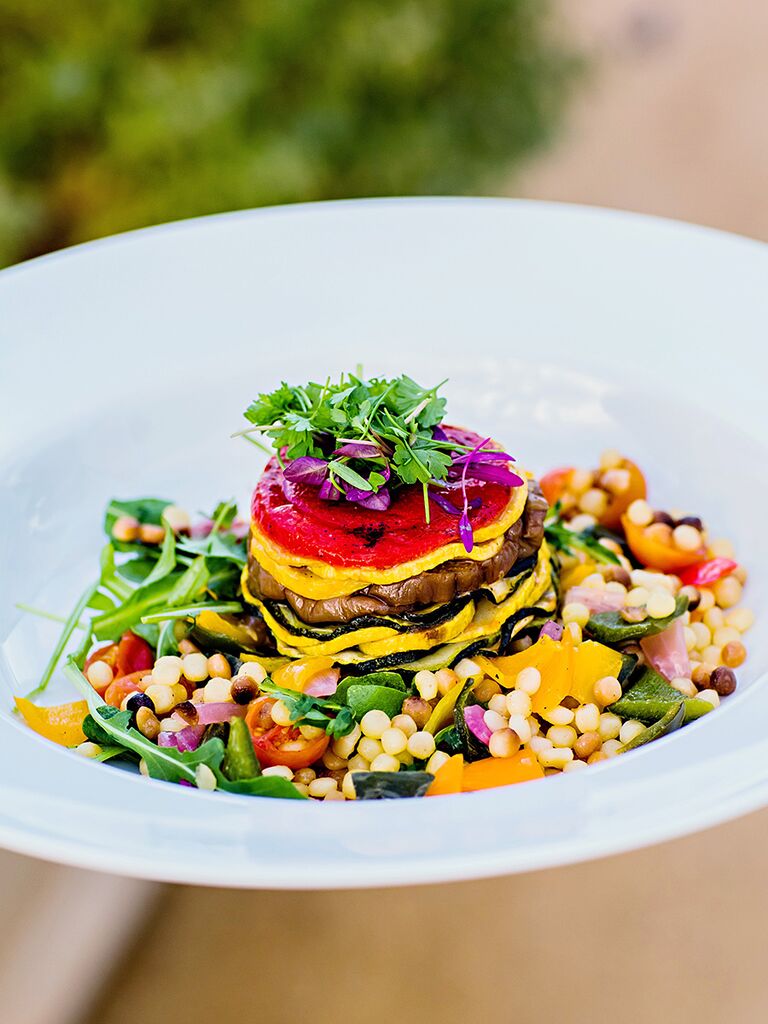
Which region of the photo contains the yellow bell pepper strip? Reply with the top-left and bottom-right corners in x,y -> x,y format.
476,635 -> 560,689
622,514 -> 706,573
531,629 -> 576,715
559,562 -> 597,591
425,678 -> 472,735
570,640 -> 624,704
272,656 -> 335,693
462,751 -> 544,791
15,697 -> 88,747
426,753 -> 465,796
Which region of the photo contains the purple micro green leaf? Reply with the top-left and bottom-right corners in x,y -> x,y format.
345,487 -> 391,511
332,441 -> 383,459
283,456 -> 329,485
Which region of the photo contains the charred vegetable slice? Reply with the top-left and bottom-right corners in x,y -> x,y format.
608,667 -> 712,724
352,771 -> 434,799
619,702 -> 685,752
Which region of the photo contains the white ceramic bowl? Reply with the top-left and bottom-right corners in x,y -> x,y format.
1,198 -> 766,887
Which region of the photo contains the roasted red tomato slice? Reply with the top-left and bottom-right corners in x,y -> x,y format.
245,697 -> 330,770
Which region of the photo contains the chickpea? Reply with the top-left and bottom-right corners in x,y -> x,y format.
401,696 -> 432,729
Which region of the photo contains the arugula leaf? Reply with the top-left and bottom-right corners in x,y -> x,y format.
176,531 -> 246,567
25,580 -> 99,699
142,521 -> 177,586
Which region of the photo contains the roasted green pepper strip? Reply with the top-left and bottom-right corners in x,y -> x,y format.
586,595 -> 688,645
619,701 -> 685,752
609,667 -> 712,724
222,717 -> 261,781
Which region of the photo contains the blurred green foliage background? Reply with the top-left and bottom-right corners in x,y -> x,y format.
0,0 -> 578,267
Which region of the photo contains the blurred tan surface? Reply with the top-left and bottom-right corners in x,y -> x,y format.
517,0 -> 768,242
89,808 -> 768,1024
4,3 -> 768,1023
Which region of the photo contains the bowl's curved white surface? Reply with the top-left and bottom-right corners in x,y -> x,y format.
1,197 -> 767,888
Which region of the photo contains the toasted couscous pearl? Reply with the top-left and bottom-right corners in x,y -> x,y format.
204,677 -> 233,703
239,661 -> 267,684
159,717 -> 185,733
136,706 -> 161,740
713,626 -> 740,648
324,789 -> 346,801
516,666 -> 541,695
488,693 -> 509,716
342,772 -> 358,799
207,654 -> 232,679
683,626 -> 697,652
177,638 -> 201,656
301,724 -> 326,741
75,741 -> 102,758
391,714 -> 417,738
347,754 -> 369,773
293,783 -> 310,797
294,768 -> 316,785
507,713 -> 532,744
435,668 -> 459,696
139,523 -> 165,545
547,725 -> 577,749
568,513 -> 598,532
691,622 -> 711,648
701,645 -> 723,667
574,703 -> 600,734
398,751 -> 415,766
697,689 -> 721,708
726,607 -> 755,633
144,683 -> 176,715
646,523 -> 673,546
722,641 -> 747,668
690,663 -> 711,688
414,670 -> 438,701
381,728 -> 408,756
627,586 -> 650,607
262,765 -> 294,781
321,748 -> 347,771
308,777 -> 338,798
483,709 -> 508,733
407,731 -> 436,760
360,709 -> 390,739
703,607 -> 725,631
539,747 -> 574,769
619,720 -> 646,745
600,448 -> 623,471
602,739 -> 623,758
573,731 -> 601,759
195,764 -> 217,791
489,729 -> 520,759
332,724 -> 362,759
427,750 -> 451,774
543,705 -> 575,727
581,572 -> 606,590
602,467 -> 630,494
528,735 -> 553,755
569,468 -> 593,494
670,677 -> 696,697
505,690 -> 532,718
672,524 -> 702,552
588,750 -> 608,764
181,652 -> 209,683
563,759 -> 589,773
112,515 -> 140,542
605,580 -> 627,594
712,576 -> 743,609
473,677 -> 502,703
694,589 -> 715,613
598,713 -> 622,741
401,696 -> 431,729
152,656 -> 182,686
627,499 -> 654,527
709,537 -> 736,559
646,590 -> 677,619
594,676 -> 622,707
86,660 -> 114,689
579,488 -> 608,518
358,737 -> 384,763
269,699 -> 293,727
562,602 -> 590,628
454,658 -> 482,680
370,753 -> 400,773
710,666 -> 737,696
161,504 -> 190,532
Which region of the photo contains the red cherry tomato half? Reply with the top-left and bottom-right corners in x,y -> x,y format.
245,696 -> 330,770
84,642 -> 119,674
539,467 -> 572,508
678,557 -> 738,588
116,631 -> 154,676
104,670 -> 151,708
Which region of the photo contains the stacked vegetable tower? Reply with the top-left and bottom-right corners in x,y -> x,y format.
240,401 -> 556,672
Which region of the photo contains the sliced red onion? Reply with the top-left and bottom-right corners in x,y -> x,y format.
464,705 -> 492,744
283,456 -> 329,485
565,586 -> 626,613
157,732 -> 178,748
540,620 -> 564,641
332,441 -> 383,459
641,620 -> 691,682
304,668 -> 341,697
192,702 -> 247,725
175,724 -> 206,752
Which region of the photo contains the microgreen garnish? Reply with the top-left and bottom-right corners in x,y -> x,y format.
241,372 -> 524,550
544,502 -> 621,565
